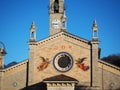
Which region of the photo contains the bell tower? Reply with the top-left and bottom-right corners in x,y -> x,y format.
91,19 -> 99,87
49,0 -> 66,36
29,21 -> 36,42
28,21 -> 37,85
92,19 -> 98,41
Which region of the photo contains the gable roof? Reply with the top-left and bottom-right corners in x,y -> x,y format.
43,74 -> 78,83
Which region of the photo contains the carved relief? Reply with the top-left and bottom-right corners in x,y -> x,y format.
37,57 -> 51,71
76,57 -> 89,71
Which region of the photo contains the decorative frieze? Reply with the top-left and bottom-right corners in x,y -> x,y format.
47,82 -> 75,87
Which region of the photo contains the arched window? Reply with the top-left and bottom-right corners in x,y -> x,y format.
31,32 -> 34,38
54,0 -> 59,13
93,30 -> 98,37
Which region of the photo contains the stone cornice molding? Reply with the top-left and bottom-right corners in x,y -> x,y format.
98,60 -> 120,76
37,31 -> 90,46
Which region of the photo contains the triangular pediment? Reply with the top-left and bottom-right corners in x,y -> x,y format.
43,74 -> 78,83
36,31 -> 90,46
34,32 -> 91,57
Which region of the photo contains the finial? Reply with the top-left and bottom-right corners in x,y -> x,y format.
92,19 -> 99,41
31,21 -> 36,29
32,21 -> 35,26
61,11 -> 66,23
0,41 -> 7,55
92,19 -> 98,31
63,11 -> 66,18
93,19 -> 98,27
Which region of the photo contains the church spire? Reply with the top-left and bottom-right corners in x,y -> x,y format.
31,21 -> 35,29
29,21 -> 36,42
92,19 -> 98,41
93,19 -> 98,28
61,11 -> 67,31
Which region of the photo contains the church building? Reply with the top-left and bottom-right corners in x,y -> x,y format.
0,0 -> 120,90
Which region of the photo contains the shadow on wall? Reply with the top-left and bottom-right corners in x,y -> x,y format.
75,86 -> 92,90
75,86 -> 120,90
20,82 -> 47,90
21,84 -> 91,90
20,83 -> 94,90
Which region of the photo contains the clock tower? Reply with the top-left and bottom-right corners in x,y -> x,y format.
49,0 -> 66,36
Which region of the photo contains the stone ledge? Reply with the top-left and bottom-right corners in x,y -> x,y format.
75,86 -> 99,90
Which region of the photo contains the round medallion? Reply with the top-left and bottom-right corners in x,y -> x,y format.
53,52 -> 73,72
12,82 -> 17,87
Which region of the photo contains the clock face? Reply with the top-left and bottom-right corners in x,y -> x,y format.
53,52 -> 73,72
52,19 -> 61,29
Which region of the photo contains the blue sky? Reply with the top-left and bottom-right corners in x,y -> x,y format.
0,0 -> 120,65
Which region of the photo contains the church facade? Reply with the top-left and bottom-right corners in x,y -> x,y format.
0,0 -> 120,90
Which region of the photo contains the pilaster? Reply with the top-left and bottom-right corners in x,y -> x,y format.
0,70 -> 4,90
28,41 -> 36,85
91,41 -> 99,87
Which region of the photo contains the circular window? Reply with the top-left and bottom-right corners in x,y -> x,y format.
53,52 -> 73,72
58,55 -> 71,68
